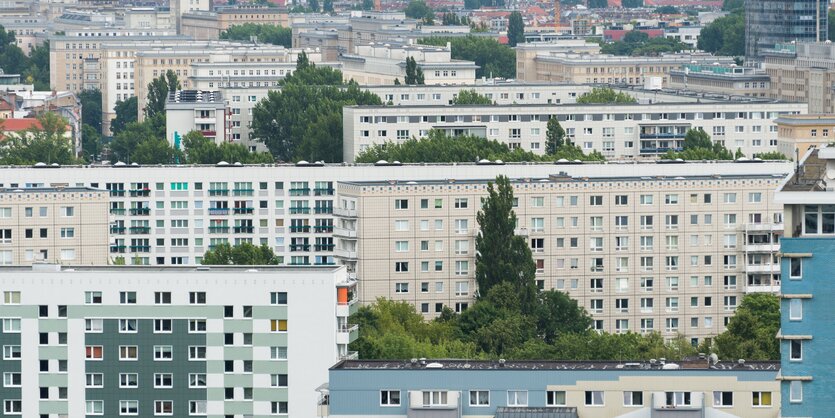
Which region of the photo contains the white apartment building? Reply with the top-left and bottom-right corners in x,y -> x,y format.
0,264 -> 355,417
165,90 -> 228,146
342,101 -> 808,161
363,83 -> 589,106
0,187 -> 109,265
333,166 -> 787,343
339,42 -> 478,85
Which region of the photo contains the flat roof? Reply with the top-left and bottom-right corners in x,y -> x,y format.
0,187 -> 104,193
331,359 -> 780,372
0,265 -> 343,273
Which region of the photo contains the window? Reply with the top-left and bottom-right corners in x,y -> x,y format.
119,373 -> 138,388
271,374 -> 288,387
188,292 -> 206,304
85,373 -> 102,388
381,390 -> 401,406
790,340 -> 802,360
271,346 -> 287,360
623,391 -> 643,406
546,390 -> 566,406
469,390 -> 489,406
395,283 -> 409,293
790,258 -> 802,279
585,391 -> 604,406
394,199 -> 408,210
665,194 -> 678,205
752,391 -> 772,407
86,400 -> 103,415
2,318 -> 20,333
3,345 -> 21,359
188,319 -> 206,333
154,319 -> 172,333
713,391 -> 733,407
189,346 -> 206,360
666,392 -> 692,407
120,400 -> 139,415
189,374 -> 207,388
789,299 -> 803,320
271,292 -> 288,305
154,345 -> 173,361
507,390 -> 528,407
154,400 -> 173,415
84,291 -> 102,304
189,400 -> 206,415
790,381 -> 802,403
120,291 -> 136,304
119,346 -> 138,360
85,345 -> 103,360
271,319 -> 288,332
272,401 -> 289,414
395,262 -> 409,272
154,292 -> 171,304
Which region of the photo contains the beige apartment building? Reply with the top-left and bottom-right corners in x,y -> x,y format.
763,42 -> 835,114
668,64 -> 771,97
775,114 -> 835,159
339,42 -> 478,85
180,7 -> 290,41
0,187 -> 109,265
334,170 -> 785,343
515,51 -> 735,85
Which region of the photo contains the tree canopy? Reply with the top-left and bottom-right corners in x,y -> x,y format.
110,96 -> 138,136
404,0 -> 434,24
507,11 -> 525,47
622,0 -> 642,7
697,10 -> 744,56
661,128 -> 735,160
0,113 -> 79,165
545,117 -> 566,153
713,294 -> 780,360
587,0 -> 608,8
145,70 -> 179,122
79,89 -> 102,134
220,23 -> 292,48
181,131 -> 273,164
452,89 -> 493,105
250,60 -> 382,162
576,87 -> 637,104
722,0 -> 743,11
404,57 -> 425,85
202,242 -> 280,265
419,36 -> 515,79
354,130 -> 605,163
755,151 -> 789,160
601,31 -> 689,55
0,27 -> 49,90
654,5 -> 679,14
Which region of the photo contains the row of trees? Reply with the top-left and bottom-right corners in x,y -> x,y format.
576,87 -> 637,104
350,176 -> 781,360
601,30 -> 690,56
219,23 -> 292,48
419,36 -> 515,79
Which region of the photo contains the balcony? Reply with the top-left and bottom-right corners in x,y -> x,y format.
128,226 -> 150,234
289,260 -> 311,266
289,225 -> 311,233
745,243 -> 780,253
110,245 -> 126,253
290,244 -> 311,252
333,207 -> 357,218
129,245 -> 150,252
209,226 -> 230,233
314,207 -> 333,214
233,207 -> 254,215
337,298 -> 359,317
208,189 -> 229,196
746,263 -> 780,273
232,188 -> 254,196
110,208 -> 126,215
313,225 -> 334,233
745,223 -> 784,231
314,187 -> 335,196
289,207 -> 311,214
289,188 -> 310,196
200,130 -> 216,137
233,226 -> 254,233
315,244 -> 335,251
745,281 -> 781,294
514,227 -> 529,236
109,189 -> 125,197
315,261 -> 336,266
129,208 -> 150,216
208,208 -> 229,215
128,189 -> 150,197
110,226 -> 126,234
334,248 -> 358,260
333,227 -> 357,238
336,324 -> 359,345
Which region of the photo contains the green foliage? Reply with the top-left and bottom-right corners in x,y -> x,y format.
601,31 -> 689,55
830,10 -> 835,42
576,87 -> 637,104
545,117 -> 566,153
722,0 -> 743,11
362,0 -> 373,10
682,128 -> 712,149
0,28 -> 49,89
309,0 -> 319,12
441,13 -> 469,25
79,89 -> 102,134
25,42 -> 50,91
713,294 -> 780,360
250,63 -> 382,162
323,0 -> 333,12
109,121 -> 177,164
662,128 -> 734,160
464,0 -> 503,10
419,36 -> 515,79
81,124 -> 101,162
475,176 -> 538,312
697,11 -> 744,56
354,130 -> 605,163
202,242 -> 280,265
587,0 -> 608,8
404,0 -> 434,23
654,5 -> 679,14
182,130 -> 273,164
0,113 -> 79,165
219,23 -> 292,48
145,70 -> 179,121
110,96 -> 138,136
622,0 -> 643,7
755,151 -> 789,160
452,89 -> 493,105
404,57 -> 424,85
507,11 -> 525,47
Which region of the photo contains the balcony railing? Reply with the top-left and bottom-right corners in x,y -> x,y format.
209,226 -> 230,233
314,188 -> 335,196
128,226 -> 150,234
109,189 -> 125,197
289,225 -> 311,233
110,245 -> 126,253
110,208 -> 126,215
128,189 -> 150,197
129,245 -> 150,252
314,225 -> 334,233
289,188 -> 310,196
233,207 -> 254,214
208,189 -> 229,196
290,244 -> 311,252
110,226 -> 126,234
129,208 -> 150,216
314,207 -> 333,214
315,244 -> 335,251
233,226 -> 254,233
208,208 -> 229,215
232,188 -> 254,196
289,207 -> 311,214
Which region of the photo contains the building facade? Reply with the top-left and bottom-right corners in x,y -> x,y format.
342,101 -> 807,162
763,42 -> 835,114
0,187 -> 108,265
0,264 -> 355,417
326,359 -> 781,418
180,7 -> 290,41
745,0 -> 828,61
334,168 -> 786,341
668,64 -> 771,98
165,90 -> 228,147
774,146 -> 835,416
339,42 -> 478,85
774,114 -> 835,160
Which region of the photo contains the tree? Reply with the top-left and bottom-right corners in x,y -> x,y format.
182,130 -> 273,164
713,294 -> 780,360
405,56 -> 423,85
110,96 -> 138,136
475,176 -> 538,312
452,89 -> 492,105
362,0 -> 374,10
81,124 -> 101,162
587,0 -> 607,8
393,78 -> 401,85
220,23 -> 292,48
79,89 -> 102,134
622,0 -> 642,7
576,87 -> 637,104
830,9 -> 835,42
145,70 -> 180,121
755,151 -> 789,160
534,290 -> 592,343
202,242 -> 280,265
654,5 -> 679,14
109,121 -> 155,163
132,137 -> 181,164
404,0 -> 434,23
323,0 -> 333,12
545,117 -> 565,153
308,0 -> 319,11
507,11 -> 524,47
0,113 -> 79,165
722,0 -> 743,11
697,11 -> 744,56
601,31 -> 689,56
296,50 -> 310,71
663,130 -> 735,160
682,128 -> 712,150
419,36 -> 515,79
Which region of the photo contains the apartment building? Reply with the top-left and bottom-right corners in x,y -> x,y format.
515,51 -> 735,86
180,7 -> 290,41
0,264 -> 355,417
339,42 -> 478,85
292,12 -> 418,61
0,187 -> 108,265
363,82 -> 589,106
668,64 -> 771,98
342,101 -> 807,162
48,32 -> 187,94
165,90 -> 227,146
775,114 -> 835,159
326,359 -> 781,418
773,146 -> 835,417
0,17 -> 48,53
333,169 -> 786,342
763,42 -> 835,114
169,0 -> 210,32
123,7 -> 175,30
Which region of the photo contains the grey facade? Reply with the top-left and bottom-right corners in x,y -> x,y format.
745,0 -> 828,60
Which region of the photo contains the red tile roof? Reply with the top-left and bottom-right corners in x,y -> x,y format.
3,118 -> 42,132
